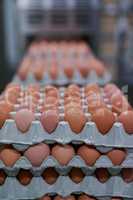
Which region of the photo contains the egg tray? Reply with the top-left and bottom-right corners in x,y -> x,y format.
0,176 -> 132,199
0,119 -> 133,149
0,151 -> 133,176
13,70 -> 111,86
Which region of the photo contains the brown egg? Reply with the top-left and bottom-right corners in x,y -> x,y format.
45,86 -> 59,97
89,58 -> 105,77
64,66 -> 74,79
69,168 -> 84,183
54,195 -> 75,200
111,198 -> 122,200
67,84 -> 80,92
118,111 -> 133,134
33,64 -> 44,81
95,168 -> 109,183
45,96 -> 59,106
42,168 -> 59,184
122,168 -> 133,183
17,170 -> 32,185
0,170 -> 6,185
64,91 -> 81,99
40,110 -> 59,133
64,108 -> 86,133
91,108 -> 115,135
49,65 -> 58,80
18,66 -> 29,81
77,145 -> 101,166
0,101 -> 13,128
78,65 -> 89,78
51,145 -> 75,165
14,109 -> 35,133
0,148 -> 21,167
85,83 -> 100,94
40,196 -> 51,200
78,195 -> 96,200
24,143 -> 50,167
107,149 -> 126,165
41,104 -> 58,112
87,100 -> 106,114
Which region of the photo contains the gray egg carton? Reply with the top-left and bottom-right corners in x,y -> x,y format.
0,119 -> 133,149
0,176 -> 132,199
0,152 -> 133,176
13,70 -> 111,86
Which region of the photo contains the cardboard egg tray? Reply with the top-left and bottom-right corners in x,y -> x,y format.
0,119 -> 133,149
13,70 -> 111,86
0,150 -> 133,176
0,176 -> 132,199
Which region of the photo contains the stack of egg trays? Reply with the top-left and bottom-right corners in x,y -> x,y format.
13,70 -> 111,86
0,117 -> 133,199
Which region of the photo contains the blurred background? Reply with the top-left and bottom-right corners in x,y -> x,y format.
0,0 -> 133,97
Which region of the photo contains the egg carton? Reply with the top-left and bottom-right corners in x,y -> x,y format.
13,70 -> 111,86
0,152 -> 133,176
0,176 -> 132,199
0,119 -> 133,149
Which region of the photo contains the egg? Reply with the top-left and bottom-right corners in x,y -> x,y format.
42,168 -> 59,184
0,148 -> 21,167
64,66 -> 74,79
17,66 -> 29,80
45,96 -> 59,106
49,65 -> 58,80
95,168 -> 109,183
77,145 -> 101,166
17,170 -> 32,185
64,108 -> 86,133
91,108 -> 115,135
87,100 -> 106,114
78,65 -> 89,78
0,170 -> 6,185
14,109 -> 35,133
0,101 -> 13,128
122,168 -> 133,183
40,110 -> 59,133
54,196 -> 75,200
67,84 -> 80,92
24,143 -> 50,167
107,149 -> 126,165
85,83 -> 100,94
118,111 -> 133,134
40,196 -> 51,200
44,86 -> 59,98
51,145 -> 75,165
69,168 -> 84,183
78,195 -> 96,200
33,64 -> 44,81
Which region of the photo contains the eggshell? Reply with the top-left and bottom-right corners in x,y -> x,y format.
69,168 -> 84,183
122,168 -> 133,183
42,167 -> 59,184
40,196 -> 51,200
107,149 -> 126,165
87,100 -> 106,114
0,102 -> 13,128
14,109 -> 35,133
24,143 -> 50,167
51,145 -> 75,165
77,145 -> 101,166
0,148 -> 21,167
45,96 -> 59,106
91,108 -> 115,134
54,196 -> 75,200
95,168 -> 109,183
0,170 -> 6,185
68,85 -> 80,92
45,86 -> 59,97
40,110 -> 59,133
17,170 -> 32,185
64,66 -> 74,79
118,111 -> 133,134
64,108 -> 86,133
78,195 -> 96,200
